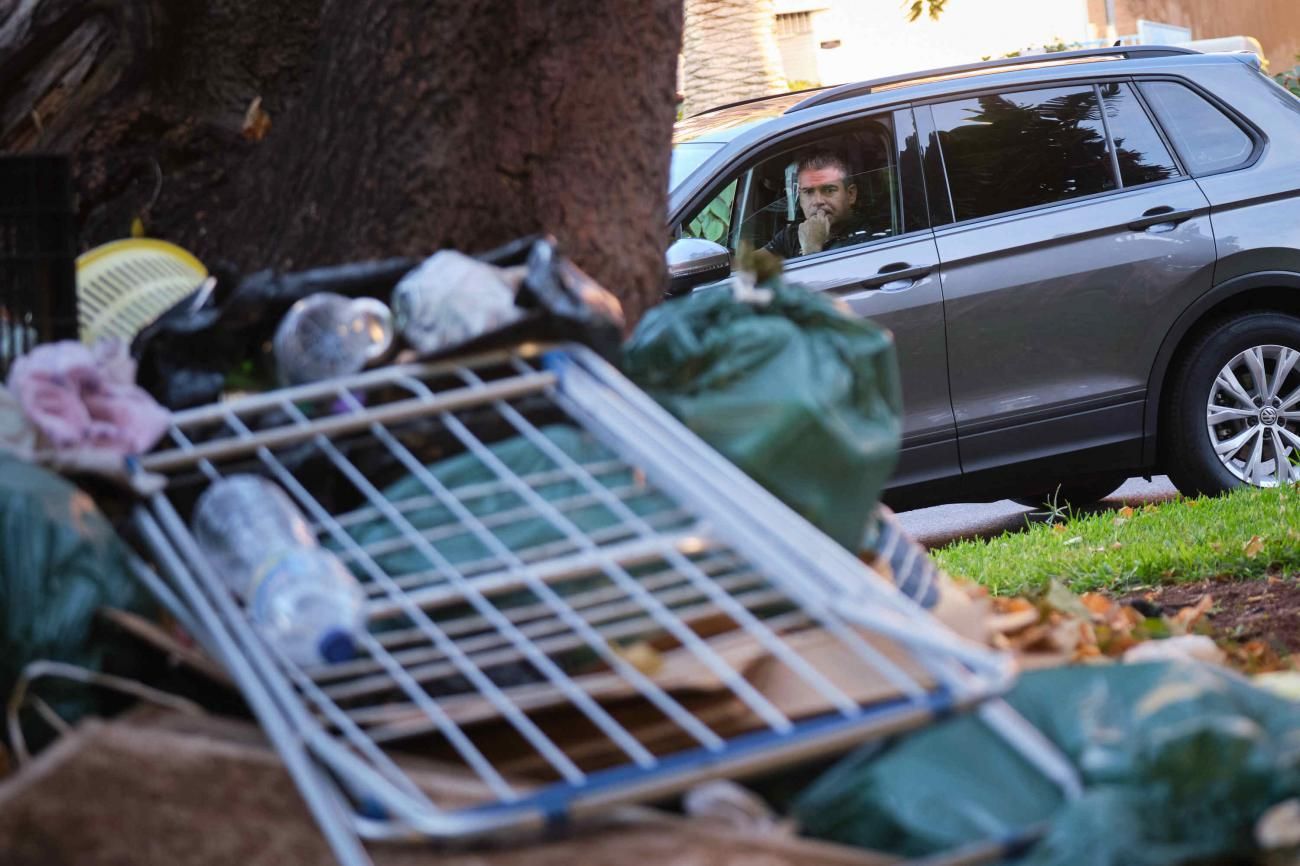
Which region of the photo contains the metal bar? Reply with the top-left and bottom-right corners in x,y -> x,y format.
373,530 -> 706,618
142,372 -> 556,473
162,349 -> 533,428
325,460 -> 629,533
311,569 -> 777,692
353,503 -> 696,599
322,550 -> 751,664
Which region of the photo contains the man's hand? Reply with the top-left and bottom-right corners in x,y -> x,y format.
798,212 -> 831,255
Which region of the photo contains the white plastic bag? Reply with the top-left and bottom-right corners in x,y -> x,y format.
391,251 -> 521,356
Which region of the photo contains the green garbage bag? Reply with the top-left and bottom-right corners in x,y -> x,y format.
1,454 -> 144,730
794,661 -> 1300,865
623,283 -> 902,551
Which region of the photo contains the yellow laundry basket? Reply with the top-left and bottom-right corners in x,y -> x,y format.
76,239 -> 207,344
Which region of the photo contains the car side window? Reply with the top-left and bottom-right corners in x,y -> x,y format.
1099,82 -> 1180,187
678,113 -> 916,261
1138,80 -> 1254,175
932,85 -> 1115,222
682,180 -> 738,245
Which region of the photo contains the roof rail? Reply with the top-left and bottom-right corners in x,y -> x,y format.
785,45 -> 1199,113
686,84 -> 827,119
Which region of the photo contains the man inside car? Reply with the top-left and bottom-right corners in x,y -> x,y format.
764,149 -> 870,259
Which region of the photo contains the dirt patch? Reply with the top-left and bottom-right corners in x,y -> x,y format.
1125,575 -> 1300,655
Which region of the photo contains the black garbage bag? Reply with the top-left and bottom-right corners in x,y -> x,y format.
132,236 -> 624,409
794,661 -> 1300,866
0,454 -> 148,734
623,281 -> 902,551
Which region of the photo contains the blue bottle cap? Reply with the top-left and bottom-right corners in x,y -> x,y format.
318,629 -> 358,664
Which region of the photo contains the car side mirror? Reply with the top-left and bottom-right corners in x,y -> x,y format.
665,238 -> 730,297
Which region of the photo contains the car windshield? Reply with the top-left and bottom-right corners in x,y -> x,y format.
669,142 -> 723,191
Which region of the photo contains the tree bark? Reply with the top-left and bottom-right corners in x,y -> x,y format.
1,0 -> 684,326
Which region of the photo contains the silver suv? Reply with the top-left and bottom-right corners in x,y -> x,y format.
666,46 -> 1300,510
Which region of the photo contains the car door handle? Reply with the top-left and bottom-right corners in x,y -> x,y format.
856,263 -> 933,291
1127,206 -> 1197,231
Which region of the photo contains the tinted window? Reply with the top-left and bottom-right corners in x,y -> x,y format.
933,86 -> 1116,222
1099,82 -> 1179,186
1139,81 -> 1253,174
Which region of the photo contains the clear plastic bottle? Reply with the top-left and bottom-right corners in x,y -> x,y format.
191,474 -> 365,665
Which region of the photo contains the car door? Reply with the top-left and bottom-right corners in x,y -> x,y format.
721,107 -> 958,492
925,81 -> 1217,479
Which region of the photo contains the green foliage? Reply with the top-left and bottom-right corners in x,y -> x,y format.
933,482 -> 1300,596
1274,55 -> 1300,97
683,181 -> 736,245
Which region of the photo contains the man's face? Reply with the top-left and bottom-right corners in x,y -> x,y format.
797,166 -> 857,226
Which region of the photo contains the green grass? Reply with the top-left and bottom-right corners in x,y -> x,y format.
933,483 -> 1300,597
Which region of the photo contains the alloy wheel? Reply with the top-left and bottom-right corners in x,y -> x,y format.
1205,344 -> 1300,486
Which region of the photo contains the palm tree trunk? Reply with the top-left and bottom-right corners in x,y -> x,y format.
680,0 -> 787,117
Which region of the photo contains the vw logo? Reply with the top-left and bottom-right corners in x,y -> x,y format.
1260,406 -> 1279,426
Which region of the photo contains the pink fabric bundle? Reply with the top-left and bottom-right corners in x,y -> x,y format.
5,340 -> 170,457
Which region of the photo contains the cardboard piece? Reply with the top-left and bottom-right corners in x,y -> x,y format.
0,710 -> 898,866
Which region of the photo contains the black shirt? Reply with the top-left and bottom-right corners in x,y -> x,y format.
763,213 -> 872,259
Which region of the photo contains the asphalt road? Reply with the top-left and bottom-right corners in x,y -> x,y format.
895,475 -> 1181,549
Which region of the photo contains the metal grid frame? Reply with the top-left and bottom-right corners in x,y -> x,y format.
132,343 -> 1015,865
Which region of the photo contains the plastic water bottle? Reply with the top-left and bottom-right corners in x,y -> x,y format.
191,475 -> 365,665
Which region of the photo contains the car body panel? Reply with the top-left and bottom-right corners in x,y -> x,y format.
785,233 -> 959,486
934,178 -> 1216,473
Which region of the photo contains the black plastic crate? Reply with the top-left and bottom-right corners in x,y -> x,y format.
1,155 -> 79,378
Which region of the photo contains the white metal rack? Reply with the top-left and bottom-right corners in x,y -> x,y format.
132,343 -> 1016,866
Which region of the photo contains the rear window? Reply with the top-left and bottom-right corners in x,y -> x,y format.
1138,81 -> 1254,175
933,85 -> 1115,222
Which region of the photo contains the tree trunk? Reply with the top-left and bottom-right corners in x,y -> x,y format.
0,0 -> 684,326
680,0 -> 787,118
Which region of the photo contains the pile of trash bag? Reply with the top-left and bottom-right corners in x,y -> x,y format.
133,236 -> 624,409
624,279 -> 902,552
794,661 -> 1300,865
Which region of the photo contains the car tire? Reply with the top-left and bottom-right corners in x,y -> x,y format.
1163,310 -> 1300,497
1011,476 -> 1126,510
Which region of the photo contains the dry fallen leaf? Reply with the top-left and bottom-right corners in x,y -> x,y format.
1080,592 -> 1113,618
1063,536 -> 1083,546
615,641 -> 664,677
1110,541 -> 1124,550
242,96 -> 272,142
1051,522 -> 1067,534
1243,535 -> 1266,559
1117,505 -> 1135,519
1171,594 -> 1214,631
